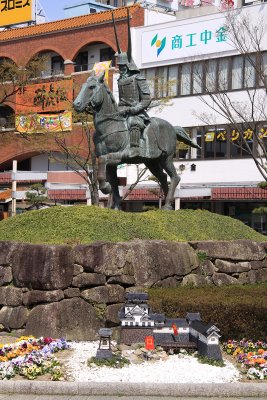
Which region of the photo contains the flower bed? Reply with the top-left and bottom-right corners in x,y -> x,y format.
0,336 -> 69,380
223,339 -> 267,380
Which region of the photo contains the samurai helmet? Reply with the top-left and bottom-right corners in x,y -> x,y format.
112,9 -> 140,73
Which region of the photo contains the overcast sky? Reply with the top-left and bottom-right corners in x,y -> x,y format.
39,0 -> 78,21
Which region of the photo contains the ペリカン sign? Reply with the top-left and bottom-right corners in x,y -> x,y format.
0,0 -> 35,27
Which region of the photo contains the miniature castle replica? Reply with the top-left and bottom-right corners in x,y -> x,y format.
118,293 -> 222,360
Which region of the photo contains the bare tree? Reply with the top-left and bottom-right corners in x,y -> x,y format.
0,56 -> 46,106
193,10 -> 267,181
50,112 -> 100,205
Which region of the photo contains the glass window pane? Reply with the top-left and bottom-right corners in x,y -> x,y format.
160,66 -> 168,97
218,58 -> 229,91
232,56 -> 243,90
168,65 -> 178,97
215,128 -> 227,158
180,63 -> 191,95
146,68 -> 156,98
244,55 -> 256,88
205,59 -> 217,92
259,52 -> 267,87
192,62 -> 203,94
196,128 -> 202,159
204,129 -> 215,158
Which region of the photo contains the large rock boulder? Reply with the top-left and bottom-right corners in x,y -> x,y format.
193,240 -> 266,261
0,306 -> 29,330
132,241 -> 199,287
212,273 -> 239,286
215,260 -> 251,274
74,242 -> 110,272
72,272 -> 106,288
23,290 -> 64,306
0,266 -> 12,286
25,298 -> 101,340
0,287 -> 23,306
11,243 -> 74,290
182,274 -> 209,287
76,240 -> 199,288
81,284 -> 125,304
247,269 -> 267,284
0,241 -> 15,266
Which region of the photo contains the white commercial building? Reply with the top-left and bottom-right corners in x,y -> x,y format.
116,2 -> 267,233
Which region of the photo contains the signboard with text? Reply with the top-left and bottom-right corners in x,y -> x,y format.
16,79 -> 73,113
0,0 -> 36,27
141,17 -> 233,64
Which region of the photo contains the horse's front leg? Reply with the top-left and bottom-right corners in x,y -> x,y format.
98,153 -> 122,195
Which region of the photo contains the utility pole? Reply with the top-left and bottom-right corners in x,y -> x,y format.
11,160 -> 17,217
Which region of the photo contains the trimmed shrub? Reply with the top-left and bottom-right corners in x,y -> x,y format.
148,284 -> 267,341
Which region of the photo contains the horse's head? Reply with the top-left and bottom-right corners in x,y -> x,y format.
73,71 -> 106,113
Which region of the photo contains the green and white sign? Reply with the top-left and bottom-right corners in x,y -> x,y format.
141,17 -> 232,64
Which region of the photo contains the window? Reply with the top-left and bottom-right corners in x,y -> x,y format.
180,63 -> 191,95
74,52 -> 88,72
218,58 -> 229,91
168,65 -> 178,97
244,55 -> 256,88
192,62 -> 203,94
156,66 -> 168,98
100,47 -> 115,67
232,56 -> 243,90
205,59 -> 217,92
51,56 -> 64,75
259,52 -> 267,87
146,68 -> 156,98
141,51 -> 264,98
204,127 -> 227,159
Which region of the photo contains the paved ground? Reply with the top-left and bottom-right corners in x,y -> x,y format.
0,396 -> 266,400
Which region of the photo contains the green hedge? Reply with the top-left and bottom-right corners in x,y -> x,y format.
148,284 -> 267,340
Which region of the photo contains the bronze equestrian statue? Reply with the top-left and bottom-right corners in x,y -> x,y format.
114,11 -> 151,159
73,10 -> 200,210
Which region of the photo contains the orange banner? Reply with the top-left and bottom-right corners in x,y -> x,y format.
16,79 -> 73,113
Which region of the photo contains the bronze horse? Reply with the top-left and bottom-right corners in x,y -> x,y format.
73,71 -> 200,210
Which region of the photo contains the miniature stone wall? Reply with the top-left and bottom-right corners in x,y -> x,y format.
0,239 -> 266,340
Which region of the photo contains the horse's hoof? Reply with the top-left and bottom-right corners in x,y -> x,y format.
162,204 -> 174,211
100,182 -> 111,194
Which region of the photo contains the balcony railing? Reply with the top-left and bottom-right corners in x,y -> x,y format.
74,64 -> 89,73
40,69 -> 64,78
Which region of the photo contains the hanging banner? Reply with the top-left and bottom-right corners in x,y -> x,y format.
15,111 -> 72,134
0,0 -> 36,28
16,79 -> 73,113
93,61 -> 111,83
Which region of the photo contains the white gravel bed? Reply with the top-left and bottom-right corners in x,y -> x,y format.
66,341 -> 241,383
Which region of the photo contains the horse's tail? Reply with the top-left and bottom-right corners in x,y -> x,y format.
174,126 -> 201,150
